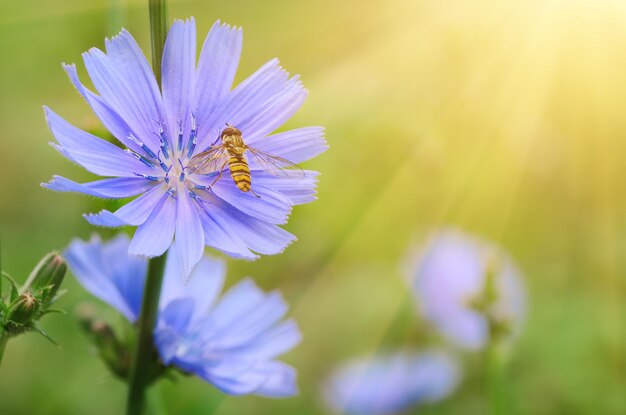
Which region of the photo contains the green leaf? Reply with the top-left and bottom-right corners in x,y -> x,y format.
1,272 -> 19,302
31,323 -> 61,348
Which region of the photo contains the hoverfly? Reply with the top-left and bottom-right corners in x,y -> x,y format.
188,124 -> 304,197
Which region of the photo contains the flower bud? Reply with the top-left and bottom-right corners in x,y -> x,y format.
76,304 -> 130,379
91,320 -> 131,379
23,252 -> 66,306
8,292 -> 40,325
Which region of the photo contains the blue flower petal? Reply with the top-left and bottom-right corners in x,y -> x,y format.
197,59 -> 282,148
209,279 -> 266,331
162,18 -> 196,149
42,175 -> 156,199
194,20 -> 242,146
203,57 -> 306,142
195,196 -> 297,257
84,184 -> 167,227
83,210 -> 128,227
211,289 -> 289,349
161,298 -> 195,331
104,29 -> 167,148
170,183 -> 205,278
63,63 -> 148,154
247,127 -> 328,164
202,360 -> 268,395
82,48 -> 161,152
232,319 -> 301,359
160,256 -> 226,318
206,360 -> 297,397
65,234 -> 146,322
211,202 -> 296,255
44,107 -> 156,177
197,208 -> 258,260
237,76 -> 307,142
253,171 -> 319,205
323,351 -> 460,415
253,361 -> 298,398
129,192 -> 177,257
412,230 -> 526,350
193,176 -> 293,224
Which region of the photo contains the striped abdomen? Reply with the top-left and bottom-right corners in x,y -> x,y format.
228,155 -> 252,192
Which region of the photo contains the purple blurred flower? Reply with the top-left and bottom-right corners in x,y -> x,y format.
411,229 -> 526,350
65,234 -> 301,397
322,351 -> 460,415
44,19 -> 327,277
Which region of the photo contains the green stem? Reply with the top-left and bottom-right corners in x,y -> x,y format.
125,2 -> 168,413
125,254 -> 167,415
148,0 -> 168,88
0,335 -> 8,366
487,340 -> 506,415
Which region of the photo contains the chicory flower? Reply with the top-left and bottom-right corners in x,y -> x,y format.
410,229 -> 526,350
65,234 -> 301,397
322,350 -> 460,415
45,19 -> 327,277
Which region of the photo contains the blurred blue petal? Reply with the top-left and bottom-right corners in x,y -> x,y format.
323,351 -> 460,415
160,251 -> 225,318
412,229 -> 527,350
157,275 -> 301,397
65,234 -> 146,322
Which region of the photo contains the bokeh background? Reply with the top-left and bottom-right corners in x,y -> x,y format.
2,0 -> 626,413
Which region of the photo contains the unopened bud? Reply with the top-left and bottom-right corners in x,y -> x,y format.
75,304 -> 129,379
90,320 -> 130,379
8,292 -> 40,325
23,252 -> 67,306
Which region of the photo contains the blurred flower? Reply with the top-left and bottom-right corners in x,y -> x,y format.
322,351 -> 460,415
410,229 -> 526,350
44,18 -> 327,278
65,234 -> 301,397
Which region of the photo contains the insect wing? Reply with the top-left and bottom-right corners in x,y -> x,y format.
247,147 -> 305,179
189,146 -> 228,175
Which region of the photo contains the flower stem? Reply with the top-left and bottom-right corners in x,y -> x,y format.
487,340 -> 506,415
126,2 -> 168,413
125,253 -> 167,415
148,0 -> 168,88
0,335 -> 8,366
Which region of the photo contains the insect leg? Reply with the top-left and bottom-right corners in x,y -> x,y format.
208,160 -> 229,189
250,188 -> 261,199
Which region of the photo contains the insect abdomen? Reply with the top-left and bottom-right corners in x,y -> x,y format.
228,155 -> 252,192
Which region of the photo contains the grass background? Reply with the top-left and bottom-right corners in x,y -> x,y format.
1,0 -> 626,413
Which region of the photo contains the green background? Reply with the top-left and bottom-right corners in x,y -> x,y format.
1,0 -> 626,413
